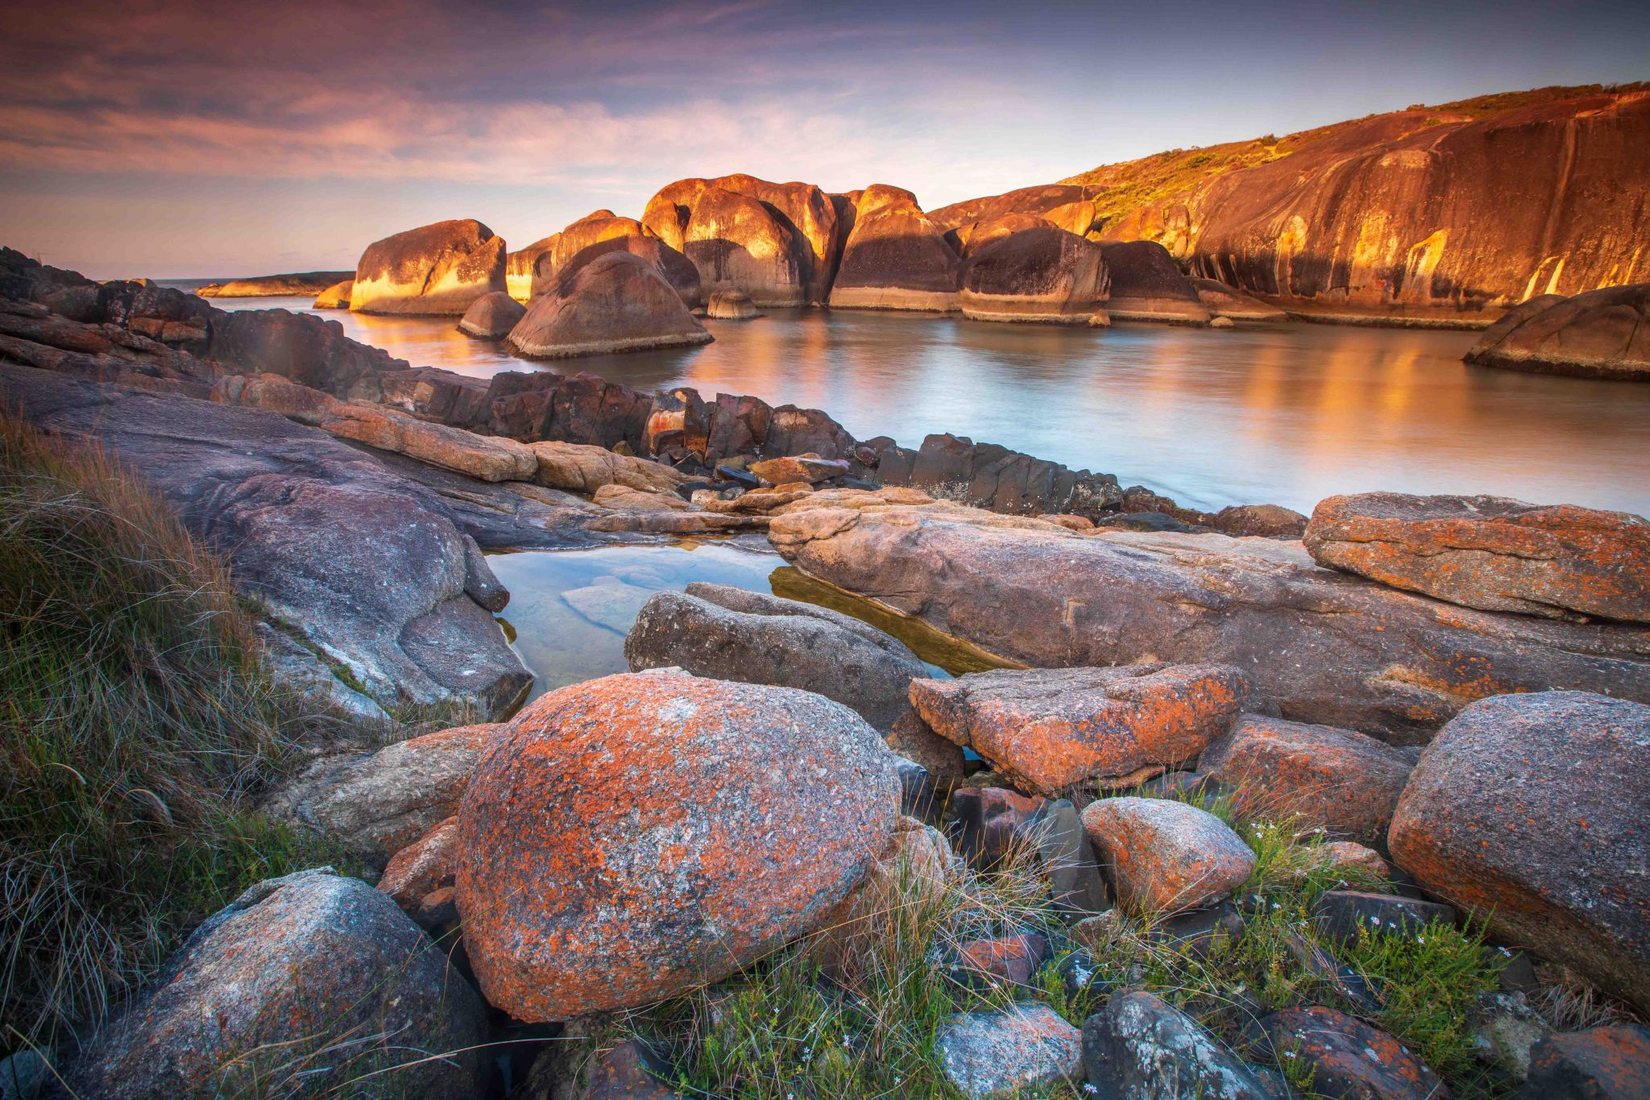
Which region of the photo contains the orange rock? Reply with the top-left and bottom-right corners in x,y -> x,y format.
1246,1006 -> 1449,1099
454,672 -> 900,1021
1081,796 -> 1255,915
1524,1024 -> 1650,1098
350,218 -> 506,316
378,816 -> 459,911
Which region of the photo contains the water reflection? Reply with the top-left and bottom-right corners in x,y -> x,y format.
212,297 -> 1650,516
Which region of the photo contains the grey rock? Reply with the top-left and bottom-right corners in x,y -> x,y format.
1083,990 -> 1284,1099
1518,1023 -> 1650,1099
1311,890 -> 1457,947
935,1003 -> 1083,1099
1471,991 -> 1552,1081
0,1052 -> 46,1100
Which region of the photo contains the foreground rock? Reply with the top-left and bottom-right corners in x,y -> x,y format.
455,672 -> 900,1020
1388,691 -> 1650,1012
1084,991 -> 1282,1099
1246,1006 -> 1447,1099
63,869 -> 484,1099
350,218 -> 507,315
457,289 -> 526,338
1522,1024 -> 1650,1099
959,226 -> 1110,323
1199,714 -> 1413,845
1082,796 -> 1256,915
828,185 -> 961,312
196,270 -> 353,298
907,664 -> 1253,795
625,583 -> 927,730
1305,492 -> 1650,623
935,1004 -> 1083,1099
1098,241 -> 1211,324
767,504 -> 1650,742
506,251 -> 711,359
1465,283 -> 1650,380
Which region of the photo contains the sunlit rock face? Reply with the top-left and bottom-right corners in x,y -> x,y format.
931,183 -> 1101,237
642,174 -> 839,305
1098,240 -> 1211,324
505,234 -> 558,301
959,225 -> 1109,323
350,218 -> 507,316
197,271 -> 352,298
526,211 -> 701,306
505,250 -> 711,359
827,185 -> 961,313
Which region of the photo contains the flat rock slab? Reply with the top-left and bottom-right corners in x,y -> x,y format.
1305,492 -> 1650,623
909,664 -> 1253,795
1082,796 -> 1256,916
767,505 -> 1650,743
935,1004 -> 1083,1099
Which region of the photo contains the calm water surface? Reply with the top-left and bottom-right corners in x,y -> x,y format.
211,296 -> 1650,516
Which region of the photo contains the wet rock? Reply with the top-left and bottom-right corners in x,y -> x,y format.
454,672 -> 900,1020
1311,890 -> 1456,947
1084,990 -> 1284,1100
312,278 -> 353,309
1245,1006 -> 1449,1100
350,217 -> 506,315
1081,796 -> 1256,915
1466,283 -> 1650,381
507,251 -> 712,359
562,578 -> 656,633
1387,691 -> 1650,1012
909,664 -> 1253,795
828,185 -> 961,312
705,289 -> 759,319
263,724 -> 503,864
935,1004 -> 1083,1099
958,225 -> 1109,323
1190,277 -> 1289,322
1519,1023 -> 1650,1099
1099,241 -> 1212,324
766,503 -> 1650,743
1305,492 -> 1650,623
62,869 -> 484,1099
625,583 -> 927,731
1198,714 -> 1413,845
457,289 -> 526,338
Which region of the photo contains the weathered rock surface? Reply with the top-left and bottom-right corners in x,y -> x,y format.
1311,890 -> 1457,947
874,431 -> 1124,518
526,211 -> 702,306
767,504 -> 1650,742
935,1004 -> 1083,1099
1388,691 -> 1650,1012
908,664 -> 1253,795
1520,1024 -> 1650,1100
644,175 -> 839,303
1081,796 -> 1256,915
530,439 -> 684,494
206,306 -> 408,399
1199,714 -> 1413,845
1246,1006 -> 1448,1099
507,251 -> 712,359
958,225 -> 1109,323
1307,492 -> 1650,623
1190,277 -> 1289,322
674,185 -> 809,307
705,289 -> 759,319
828,185 -> 961,312
1098,241 -> 1212,324
196,271 -> 352,298
377,815 -> 460,913
312,278 -> 353,308
812,815 -> 959,982
625,583 -> 927,730
1084,990 -> 1283,1100
457,289 -> 526,338
263,723 -> 503,864
454,672 -> 900,1020
1,363 -> 533,717
62,869 -> 484,1099
350,218 -> 506,315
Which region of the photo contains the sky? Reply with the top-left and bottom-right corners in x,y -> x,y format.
1,0 -> 1646,278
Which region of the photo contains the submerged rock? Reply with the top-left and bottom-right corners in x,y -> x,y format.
350,218 -> 507,315
457,289 -> 526,338
454,672 -> 900,1020
1465,283 -> 1650,380
959,225 -> 1110,323
506,251 -> 712,359
828,185 -> 961,312
63,869 -> 485,1099
1305,492 -> 1650,623
1081,796 -> 1256,915
1388,691 -> 1650,1012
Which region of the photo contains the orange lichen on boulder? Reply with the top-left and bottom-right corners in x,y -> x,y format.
1080,796 -> 1255,915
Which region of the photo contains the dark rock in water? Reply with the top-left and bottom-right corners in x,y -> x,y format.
1518,1024 -> 1650,1100
959,225 -> 1109,324
877,431 -> 1124,518
1465,283 -> 1650,380
507,251 -> 712,359
1388,691 -> 1650,1013
527,210 -> 703,307
624,582 -> 927,731
1099,241 -> 1212,325
1084,990 -> 1285,1100
828,185 -> 961,312
350,217 -> 507,315
1245,1006 -> 1449,1099
935,1004 -> 1083,1099
62,869 -> 485,1100
455,672 -> 900,1021
0,363 -> 532,718
457,289 -> 526,338
1306,492 -> 1650,623
767,504 -> 1650,742
1311,890 -> 1456,947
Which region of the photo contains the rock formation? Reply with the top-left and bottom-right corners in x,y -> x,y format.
958,225 -> 1109,323
828,185 -> 961,312
525,210 -> 701,306
706,289 -> 759,319
506,251 -> 712,358
1188,277 -> 1287,322
349,218 -> 507,315
506,233 -> 559,300
312,278 -> 352,308
1464,283 -> 1650,379
457,289 -> 526,338
1097,241 -> 1211,324
196,270 -> 352,298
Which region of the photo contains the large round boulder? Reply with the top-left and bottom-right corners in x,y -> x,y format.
457,290 -> 526,339
643,175 -> 839,303
505,251 -> 712,359
454,671 -> 902,1021
527,210 -> 701,306
959,225 -> 1110,323
349,218 -> 507,315
1465,283 -> 1650,380
1097,240 -> 1211,324
677,186 -> 809,307
63,869 -> 485,1099
827,185 -> 961,312
1388,691 -> 1650,1012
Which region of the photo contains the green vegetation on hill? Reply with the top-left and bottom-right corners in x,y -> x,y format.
0,410 -> 357,1051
